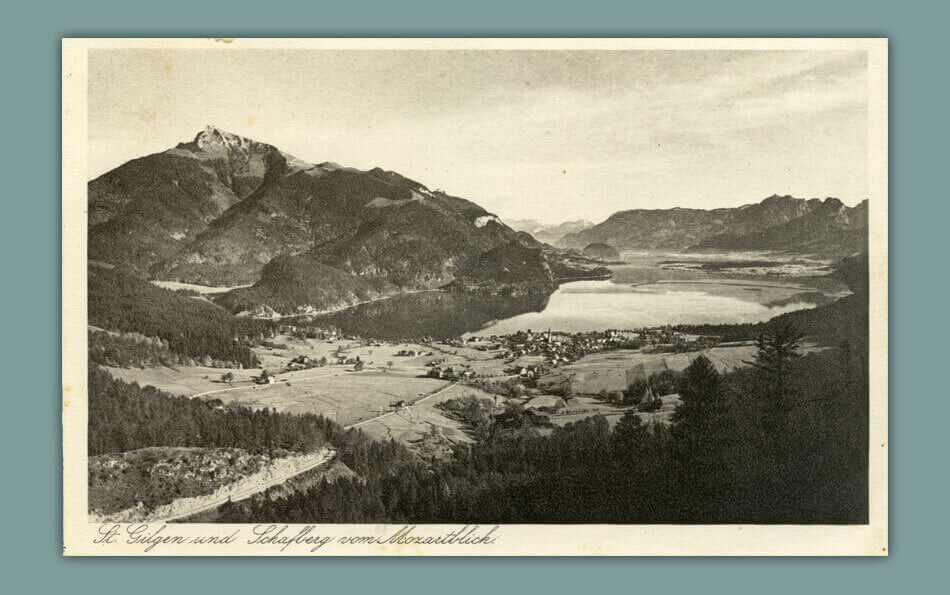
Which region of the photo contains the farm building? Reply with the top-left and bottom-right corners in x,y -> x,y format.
524,395 -> 567,413
253,370 -> 275,385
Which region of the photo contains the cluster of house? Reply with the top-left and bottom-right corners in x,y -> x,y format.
509,364 -> 543,380
285,354 -> 328,371
395,348 -> 434,357
426,364 -> 475,381
497,329 -> 640,367
279,324 -> 339,340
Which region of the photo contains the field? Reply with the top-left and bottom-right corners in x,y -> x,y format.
355,383 -> 503,458
537,344 -> 760,396
104,333 -> 515,455
103,328 -> 798,456
210,372 -> 449,427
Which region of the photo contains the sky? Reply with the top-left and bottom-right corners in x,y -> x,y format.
88,48 -> 869,225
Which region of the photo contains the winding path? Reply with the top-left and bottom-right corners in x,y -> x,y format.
158,449 -> 337,523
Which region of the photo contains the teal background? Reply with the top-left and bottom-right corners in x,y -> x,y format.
2,0 -> 943,591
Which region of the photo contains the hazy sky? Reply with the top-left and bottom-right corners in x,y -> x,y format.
88,49 -> 868,224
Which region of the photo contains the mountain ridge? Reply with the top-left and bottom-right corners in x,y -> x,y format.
559,194 -> 867,258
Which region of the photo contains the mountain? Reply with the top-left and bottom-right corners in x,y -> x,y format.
506,218 -> 594,245
558,207 -> 736,251
89,126 -> 315,280
558,195 -> 867,259
90,127 -> 601,315
691,198 -> 868,257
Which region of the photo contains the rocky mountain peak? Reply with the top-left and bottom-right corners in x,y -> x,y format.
193,125 -> 253,152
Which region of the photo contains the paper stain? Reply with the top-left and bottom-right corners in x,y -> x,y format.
120,108 -> 158,124
153,57 -> 173,76
214,38 -> 234,44
247,116 -> 256,127
438,70 -> 447,78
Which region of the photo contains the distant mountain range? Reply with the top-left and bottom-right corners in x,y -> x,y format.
89,127 -> 603,315
505,218 -> 594,245
558,194 -> 867,259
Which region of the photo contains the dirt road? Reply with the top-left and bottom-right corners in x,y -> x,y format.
347,382 -> 458,429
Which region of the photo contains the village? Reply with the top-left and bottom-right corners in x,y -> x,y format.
104,318 -> 776,460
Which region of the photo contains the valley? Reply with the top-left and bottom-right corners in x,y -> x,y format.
85,127 -> 870,525
104,249 -> 841,462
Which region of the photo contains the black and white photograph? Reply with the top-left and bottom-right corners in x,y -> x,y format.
62,38 -> 887,555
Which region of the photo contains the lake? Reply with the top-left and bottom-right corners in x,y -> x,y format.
310,265 -> 842,341
462,278 -> 830,337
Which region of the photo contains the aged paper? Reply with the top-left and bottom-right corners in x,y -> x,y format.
63,38 -> 887,556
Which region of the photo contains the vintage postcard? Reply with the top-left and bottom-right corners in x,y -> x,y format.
62,38 -> 888,556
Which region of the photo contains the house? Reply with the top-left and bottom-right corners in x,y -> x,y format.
254,370 -> 275,385
524,395 -> 567,413
428,365 -> 471,380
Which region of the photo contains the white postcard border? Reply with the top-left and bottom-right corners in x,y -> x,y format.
62,37 -> 888,556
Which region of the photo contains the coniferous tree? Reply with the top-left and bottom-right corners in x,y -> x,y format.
747,321 -> 803,427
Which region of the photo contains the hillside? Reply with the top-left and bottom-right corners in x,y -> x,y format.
88,264 -> 268,367
89,127 -> 587,314
559,195 -> 867,259
582,243 -> 620,261
215,255 -> 396,316
450,241 -> 553,293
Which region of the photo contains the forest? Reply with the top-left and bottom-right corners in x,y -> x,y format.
88,366 -> 332,455
216,320 -> 869,524
88,266 -> 269,367
89,330 -> 182,368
